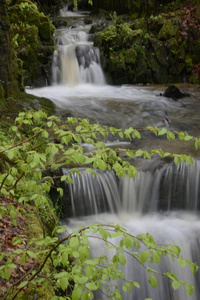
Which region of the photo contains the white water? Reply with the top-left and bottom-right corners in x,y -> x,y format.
26,10 -> 200,300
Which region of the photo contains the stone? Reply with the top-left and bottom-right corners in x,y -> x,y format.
163,85 -> 190,100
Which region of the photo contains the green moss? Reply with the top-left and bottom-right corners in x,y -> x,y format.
39,21 -> 52,40
158,19 -> 180,40
133,18 -> 148,34
189,73 -> 200,84
0,83 -> 5,99
93,32 -> 103,47
185,56 -> 193,73
109,52 -> 126,72
123,48 -> 137,64
9,0 -> 55,87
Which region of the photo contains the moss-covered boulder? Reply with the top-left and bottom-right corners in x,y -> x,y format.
0,0 -> 21,98
8,0 -> 55,87
158,19 -> 180,40
93,2 -> 200,84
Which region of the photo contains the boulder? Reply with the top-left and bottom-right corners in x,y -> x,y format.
163,85 -> 189,100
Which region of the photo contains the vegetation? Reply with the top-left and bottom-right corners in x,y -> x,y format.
0,110 -> 199,299
93,1 -> 200,84
0,0 -> 200,299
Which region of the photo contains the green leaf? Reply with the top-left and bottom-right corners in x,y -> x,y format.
69,236 -> 79,250
149,274 -> 157,288
158,128 -> 167,136
140,250 -> 150,264
27,251 -> 37,258
86,266 -> 96,279
172,280 -> 180,290
60,277 -> 68,291
85,282 -> 98,291
81,291 -> 89,300
135,149 -> 143,157
131,281 -> 140,289
61,252 -> 69,267
19,281 -> 28,288
85,260 -> 98,266
20,254 -> 26,265
171,245 -> 181,257
178,257 -> 186,267
185,283 -> 194,296
72,286 -> 82,300
184,135 -> 193,142
111,231 -> 123,238
174,155 -> 180,166
118,252 -> 126,265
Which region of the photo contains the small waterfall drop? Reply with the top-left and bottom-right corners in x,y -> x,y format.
52,19 -> 106,86
62,160 -> 200,218
61,160 -> 200,300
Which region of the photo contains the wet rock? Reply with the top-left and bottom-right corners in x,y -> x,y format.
163,85 -> 190,100
89,21 -> 107,34
53,19 -> 68,28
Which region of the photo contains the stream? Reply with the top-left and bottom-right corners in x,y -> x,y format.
26,8 -> 200,300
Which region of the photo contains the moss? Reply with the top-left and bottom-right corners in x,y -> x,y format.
93,32 -> 103,47
39,21 -> 52,40
134,45 -> 148,82
158,19 -> 180,40
123,48 -> 137,64
133,18 -> 148,34
9,0 -> 55,87
189,73 -> 200,84
0,83 -> 5,99
169,62 -> 185,76
149,37 -> 169,68
108,52 -> 128,84
185,55 -> 193,73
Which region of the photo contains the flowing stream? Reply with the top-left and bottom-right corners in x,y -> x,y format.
26,8 -> 200,300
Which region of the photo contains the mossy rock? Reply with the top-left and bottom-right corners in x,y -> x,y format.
39,21 -> 52,40
0,92 -> 55,118
93,32 -> 103,47
9,0 -> 55,87
148,15 -> 165,32
169,62 -> 185,75
25,9 -> 41,27
189,72 -> 200,84
185,55 -> 193,73
108,52 -> 128,84
134,46 -> 148,83
158,19 -> 180,40
133,18 -> 148,34
149,37 -> 169,68
123,48 -> 138,64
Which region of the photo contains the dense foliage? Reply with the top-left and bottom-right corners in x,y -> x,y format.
0,110 -> 199,299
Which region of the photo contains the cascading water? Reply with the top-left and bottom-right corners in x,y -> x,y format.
26,8 -> 200,300
62,160 -> 200,300
51,15 -> 105,85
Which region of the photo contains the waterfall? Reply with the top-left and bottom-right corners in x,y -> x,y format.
61,161 -> 200,300
62,160 -> 200,218
52,23 -> 106,86
26,8 -> 200,300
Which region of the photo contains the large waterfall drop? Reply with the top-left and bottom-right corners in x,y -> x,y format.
26,8 -> 200,300
52,18 -> 105,85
